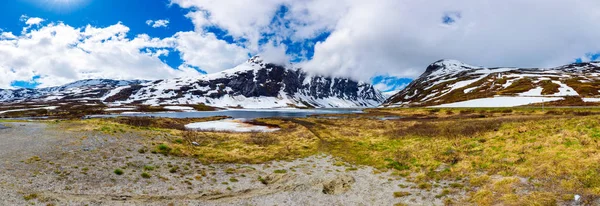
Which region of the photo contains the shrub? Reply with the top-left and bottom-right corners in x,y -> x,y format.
141,172 -> 151,178
157,144 -> 171,155
245,133 -> 279,147
114,169 -> 124,175
169,166 -> 179,173
143,165 -> 155,171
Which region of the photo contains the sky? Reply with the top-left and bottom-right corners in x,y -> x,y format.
2,0 -> 600,95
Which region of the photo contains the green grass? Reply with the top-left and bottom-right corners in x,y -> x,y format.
143,165 -> 155,171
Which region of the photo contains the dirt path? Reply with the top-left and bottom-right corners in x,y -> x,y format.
0,122 -> 455,205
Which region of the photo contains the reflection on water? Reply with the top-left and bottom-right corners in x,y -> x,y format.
90,109 -> 364,119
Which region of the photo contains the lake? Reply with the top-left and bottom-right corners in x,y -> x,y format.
90,108 -> 363,119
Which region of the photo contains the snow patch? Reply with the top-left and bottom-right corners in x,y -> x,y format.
431,96 -> 563,108
0,106 -> 58,114
163,106 -> 195,111
185,119 -> 280,132
105,107 -> 136,111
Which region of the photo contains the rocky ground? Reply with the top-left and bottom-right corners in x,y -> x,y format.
0,122 -> 458,206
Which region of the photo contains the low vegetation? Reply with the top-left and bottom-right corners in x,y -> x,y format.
498,78 -> 535,95
539,80 -> 560,95
49,107 -> 600,205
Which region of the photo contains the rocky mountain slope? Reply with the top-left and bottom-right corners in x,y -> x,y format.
0,79 -> 146,103
383,60 -> 600,107
0,57 -> 385,108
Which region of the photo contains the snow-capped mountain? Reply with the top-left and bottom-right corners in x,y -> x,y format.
382,59 -> 600,107
0,57 -> 385,108
0,79 -> 147,103
103,56 -> 385,108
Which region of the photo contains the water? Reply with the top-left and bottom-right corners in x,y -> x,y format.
89,108 -> 363,119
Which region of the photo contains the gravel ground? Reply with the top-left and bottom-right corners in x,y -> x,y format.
0,122 -> 460,205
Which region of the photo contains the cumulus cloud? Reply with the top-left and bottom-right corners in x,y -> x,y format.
146,19 -> 170,28
24,17 -> 44,26
172,31 -> 249,73
171,0 -> 600,81
0,20 -> 200,88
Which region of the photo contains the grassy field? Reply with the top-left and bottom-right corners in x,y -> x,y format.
41,107 -> 600,205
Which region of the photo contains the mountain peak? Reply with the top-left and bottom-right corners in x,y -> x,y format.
247,56 -> 264,65
424,59 -> 478,77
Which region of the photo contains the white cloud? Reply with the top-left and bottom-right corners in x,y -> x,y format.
171,0 -> 600,81
259,42 -> 289,66
172,31 -> 249,73
24,17 -> 44,26
0,21 -> 200,88
146,19 -> 170,28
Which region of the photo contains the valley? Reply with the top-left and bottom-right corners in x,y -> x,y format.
2,108 -> 600,205
3,58 -> 600,205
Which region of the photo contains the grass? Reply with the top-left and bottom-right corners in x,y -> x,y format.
393,191 -> 411,198
273,169 -> 287,174
56,107 -> 600,204
109,116 -> 227,131
141,172 -> 151,178
23,193 -> 38,201
539,80 -> 560,95
498,78 -> 535,95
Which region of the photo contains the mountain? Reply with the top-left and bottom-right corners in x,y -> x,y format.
0,57 -> 385,108
103,56 -> 384,108
0,79 -> 146,103
382,59 -> 600,107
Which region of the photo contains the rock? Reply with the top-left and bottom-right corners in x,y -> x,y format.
192,142 -> 200,146
322,174 -> 356,195
111,195 -> 131,201
263,173 -> 288,185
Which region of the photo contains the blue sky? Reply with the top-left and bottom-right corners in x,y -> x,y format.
1,0 -> 600,93
0,0 -> 193,70
2,0 -> 399,90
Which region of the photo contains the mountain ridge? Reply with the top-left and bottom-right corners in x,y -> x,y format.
383,60 -> 600,107
0,57 -> 385,109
